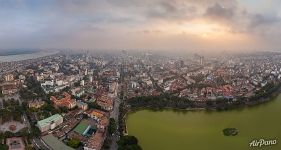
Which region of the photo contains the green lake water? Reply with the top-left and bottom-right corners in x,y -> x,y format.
127,95 -> 281,150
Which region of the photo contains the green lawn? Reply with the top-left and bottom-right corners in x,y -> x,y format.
74,121 -> 88,135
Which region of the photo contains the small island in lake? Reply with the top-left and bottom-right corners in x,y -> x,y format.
223,128 -> 238,136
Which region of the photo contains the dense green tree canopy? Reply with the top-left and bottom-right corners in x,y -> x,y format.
109,118 -> 117,135
67,138 -> 81,148
117,136 -> 142,150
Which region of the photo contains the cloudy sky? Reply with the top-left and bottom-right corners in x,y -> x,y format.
0,0 -> 281,53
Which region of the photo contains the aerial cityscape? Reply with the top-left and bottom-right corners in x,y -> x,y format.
1,0 -> 281,150
1,50 -> 281,150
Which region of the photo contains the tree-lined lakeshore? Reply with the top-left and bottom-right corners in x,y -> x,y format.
119,81 -> 281,136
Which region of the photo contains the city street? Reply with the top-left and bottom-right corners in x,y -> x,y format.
109,97 -> 121,150
32,138 -> 51,150
109,80 -> 124,150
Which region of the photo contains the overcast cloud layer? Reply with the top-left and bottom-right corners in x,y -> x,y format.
0,0 -> 281,52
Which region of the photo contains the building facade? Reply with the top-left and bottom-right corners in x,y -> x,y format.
37,114 -> 63,132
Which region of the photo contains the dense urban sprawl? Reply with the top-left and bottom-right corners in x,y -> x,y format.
1,51 -> 281,150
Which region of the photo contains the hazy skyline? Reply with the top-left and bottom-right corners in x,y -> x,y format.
0,0 -> 281,52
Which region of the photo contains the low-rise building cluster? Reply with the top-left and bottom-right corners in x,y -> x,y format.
2,51 -> 281,150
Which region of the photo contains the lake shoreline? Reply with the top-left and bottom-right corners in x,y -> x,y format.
124,91 -> 281,150
120,84 -> 281,135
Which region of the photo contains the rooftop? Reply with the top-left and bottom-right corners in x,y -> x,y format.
6,137 -> 25,150
37,114 -> 63,127
84,130 -> 105,150
42,134 -> 74,150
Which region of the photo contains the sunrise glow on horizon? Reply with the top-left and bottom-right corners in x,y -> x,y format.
0,0 -> 281,52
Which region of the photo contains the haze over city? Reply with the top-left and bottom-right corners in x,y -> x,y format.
2,1 -> 281,150
0,0 -> 281,53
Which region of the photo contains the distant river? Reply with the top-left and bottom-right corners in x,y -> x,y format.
0,51 -> 58,62
127,95 -> 281,150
